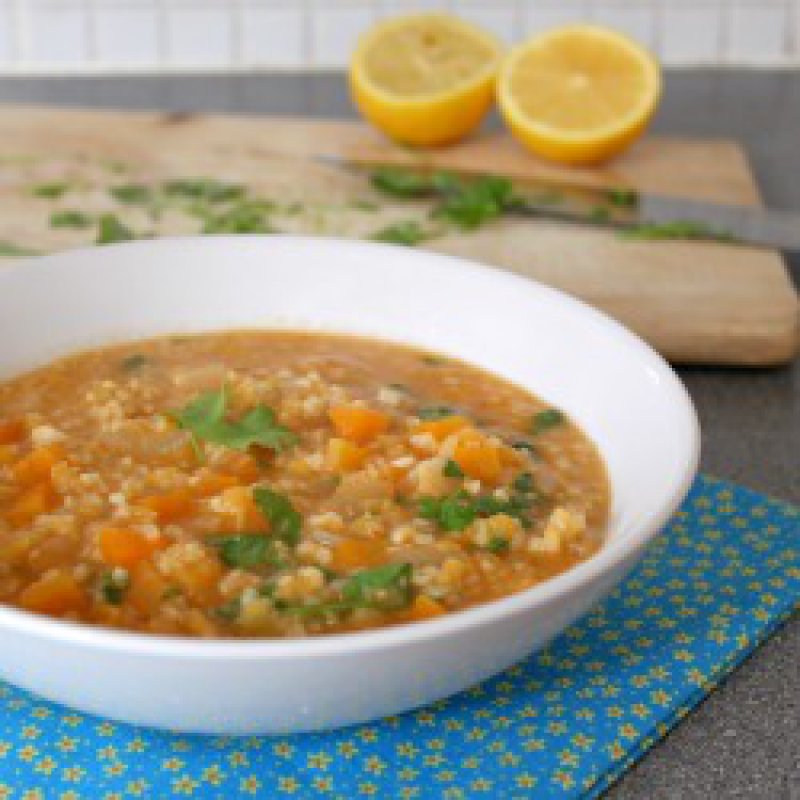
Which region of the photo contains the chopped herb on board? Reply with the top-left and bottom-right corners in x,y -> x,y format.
200,202 -> 275,234
0,240 -> 40,257
50,210 -> 94,229
432,175 -> 515,230
110,184 -> 153,205
96,214 -> 136,245
31,181 -> 70,199
371,167 -> 433,198
163,178 -> 246,203
371,220 -> 430,246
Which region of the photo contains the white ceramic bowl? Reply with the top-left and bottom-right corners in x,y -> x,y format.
0,236 -> 699,735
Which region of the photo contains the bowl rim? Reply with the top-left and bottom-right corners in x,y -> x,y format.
0,235 -> 701,659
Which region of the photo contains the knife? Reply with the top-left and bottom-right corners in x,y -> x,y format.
316,155 -> 800,252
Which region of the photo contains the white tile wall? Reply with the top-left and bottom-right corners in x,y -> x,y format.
0,0 -> 798,72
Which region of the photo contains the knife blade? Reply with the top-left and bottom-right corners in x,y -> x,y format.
316,155 -> 800,252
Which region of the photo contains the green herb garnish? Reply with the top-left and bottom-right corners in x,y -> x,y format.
96,214 -> 136,244
100,570 -> 129,605
512,472 -> 535,494
209,533 -> 284,569
372,220 -> 430,246
512,440 -> 537,455
619,220 -> 733,242
419,491 -> 477,532
50,210 -> 93,229
418,406 -> 456,420
485,536 -> 510,554
32,182 -> 70,199
421,355 -> 448,366
589,205 -> 611,223
110,184 -> 153,204
253,487 -> 301,548
174,385 -> 298,454
443,458 -> 464,479
214,597 -> 242,621
531,408 -> 565,435
283,563 -> 413,617
341,563 -> 413,611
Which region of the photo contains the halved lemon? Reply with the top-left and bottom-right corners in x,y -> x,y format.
497,25 -> 662,165
349,13 -> 502,147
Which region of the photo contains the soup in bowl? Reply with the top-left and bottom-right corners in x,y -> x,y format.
0,236 -> 699,733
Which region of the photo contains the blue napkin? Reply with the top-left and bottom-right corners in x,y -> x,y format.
0,474 -> 797,799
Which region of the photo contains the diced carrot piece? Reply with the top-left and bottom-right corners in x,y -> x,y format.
128,561 -> 169,615
6,482 -> 60,527
12,444 -> 67,487
414,415 -> 469,442
0,445 -> 16,465
195,473 -> 239,499
139,490 -> 196,524
0,419 -> 25,445
330,537 -> 387,572
327,437 -> 367,472
405,594 -> 446,622
218,486 -> 268,532
18,571 -> 86,616
329,406 -> 390,444
99,527 -> 166,569
453,429 -> 502,484
216,451 -> 260,483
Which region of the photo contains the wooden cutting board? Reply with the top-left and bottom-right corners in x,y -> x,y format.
0,105 -> 796,366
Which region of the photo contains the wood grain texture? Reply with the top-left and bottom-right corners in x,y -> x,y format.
0,106 -> 796,365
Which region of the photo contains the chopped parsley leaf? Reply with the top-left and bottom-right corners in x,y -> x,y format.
0,240 -> 39,257
253,487 -> 301,548
174,385 -> 298,454
531,408 -> 566,435
50,210 -> 93,229
209,533 -> 284,569
443,458 -> 464,479
96,214 -> 136,245
371,167 -> 433,198
100,570 -> 129,605
32,181 -> 70,199
606,187 -> 638,207
119,353 -> 150,372
485,536 -> 510,554
418,406 -> 456,420
110,184 -> 153,204
371,220 -> 430,246
163,178 -> 246,203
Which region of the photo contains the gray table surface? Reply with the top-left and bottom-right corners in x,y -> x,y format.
0,70 -> 797,799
